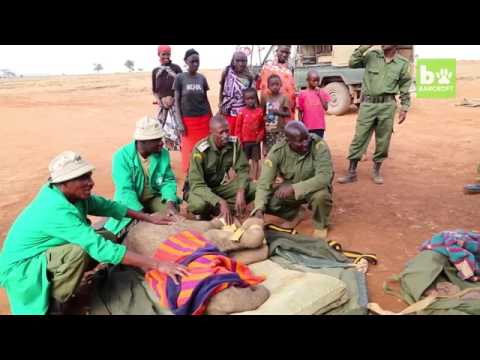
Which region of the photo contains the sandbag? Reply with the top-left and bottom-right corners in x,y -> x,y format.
271,255 -> 368,315
233,260 -> 348,315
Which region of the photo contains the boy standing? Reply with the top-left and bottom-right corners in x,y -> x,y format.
297,70 -> 331,138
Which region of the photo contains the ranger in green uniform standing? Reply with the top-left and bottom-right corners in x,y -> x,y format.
338,45 -> 412,185
253,121 -> 334,239
186,115 -> 256,225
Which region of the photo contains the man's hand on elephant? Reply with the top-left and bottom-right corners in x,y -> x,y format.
122,251 -> 189,284
166,201 -> 179,219
218,199 -> 233,225
398,111 -> 407,124
254,210 -> 264,219
149,213 -> 174,225
152,260 -> 190,285
234,189 -> 246,217
274,184 -> 295,199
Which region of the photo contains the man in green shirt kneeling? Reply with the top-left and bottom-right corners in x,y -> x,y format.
0,151 -> 188,315
105,116 -> 181,236
253,121 -> 334,239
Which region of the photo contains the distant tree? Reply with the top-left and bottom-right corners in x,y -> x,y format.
124,60 -> 135,72
93,63 -> 103,73
137,68 -> 144,72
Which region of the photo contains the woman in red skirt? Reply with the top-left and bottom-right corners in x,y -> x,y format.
174,48 -> 212,173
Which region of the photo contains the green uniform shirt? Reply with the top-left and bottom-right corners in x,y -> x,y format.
105,141 -> 178,235
188,135 -> 249,207
254,135 -> 334,213
350,45 -> 412,112
0,184 -> 128,315
139,154 -> 155,203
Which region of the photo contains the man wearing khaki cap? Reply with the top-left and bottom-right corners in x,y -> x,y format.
0,151 -> 189,315
105,116 -> 180,236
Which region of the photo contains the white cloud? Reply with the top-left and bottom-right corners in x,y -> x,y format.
0,45 -> 237,75
415,45 -> 480,60
1,45 -> 479,76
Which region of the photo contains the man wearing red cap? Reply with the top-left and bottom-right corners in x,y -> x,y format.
152,45 -> 183,150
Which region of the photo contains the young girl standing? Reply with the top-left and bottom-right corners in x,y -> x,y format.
261,74 -> 291,153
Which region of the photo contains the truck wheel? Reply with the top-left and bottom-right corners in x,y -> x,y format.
325,82 -> 352,116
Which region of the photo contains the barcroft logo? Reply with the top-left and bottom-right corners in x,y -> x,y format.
416,59 -> 456,98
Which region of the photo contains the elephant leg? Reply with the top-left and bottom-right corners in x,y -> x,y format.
229,244 -> 269,265
206,285 -> 270,315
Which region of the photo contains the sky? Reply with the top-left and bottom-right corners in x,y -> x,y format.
1,45 -> 480,76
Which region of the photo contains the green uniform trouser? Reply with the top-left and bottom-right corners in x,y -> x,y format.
142,197 -> 177,214
188,179 -> 256,216
264,187 -> 333,230
46,229 -> 117,304
347,102 -> 397,163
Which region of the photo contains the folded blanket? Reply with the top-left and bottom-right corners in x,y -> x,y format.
146,230 -> 265,315
421,230 -> 480,281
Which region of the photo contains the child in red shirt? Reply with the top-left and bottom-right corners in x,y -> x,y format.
235,88 -> 265,180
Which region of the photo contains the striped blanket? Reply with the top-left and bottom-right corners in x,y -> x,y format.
145,230 -> 265,315
421,230 -> 480,281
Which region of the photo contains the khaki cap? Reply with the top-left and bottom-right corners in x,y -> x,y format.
48,151 -> 95,184
133,116 -> 165,141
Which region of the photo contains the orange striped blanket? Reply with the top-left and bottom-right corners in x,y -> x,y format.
145,230 -> 265,315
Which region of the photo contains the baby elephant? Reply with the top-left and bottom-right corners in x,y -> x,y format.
123,217 -> 270,315
124,217 -> 269,264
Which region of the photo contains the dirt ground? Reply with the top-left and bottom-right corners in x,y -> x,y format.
1,62 -> 479,315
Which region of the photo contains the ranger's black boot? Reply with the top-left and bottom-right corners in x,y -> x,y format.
464,183 -> 480,194
48,299 -> 66,315
373,162 -> 384,185
337,160 -> 358,184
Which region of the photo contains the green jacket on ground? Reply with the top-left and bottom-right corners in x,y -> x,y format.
387,250 -> 480,315
0,184 -> 127,315
105,141 -> 178,235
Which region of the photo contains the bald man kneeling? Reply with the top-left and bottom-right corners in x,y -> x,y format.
252,121 -> 334,239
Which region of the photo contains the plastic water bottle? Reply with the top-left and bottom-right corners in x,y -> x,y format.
266,102 -> 275,124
